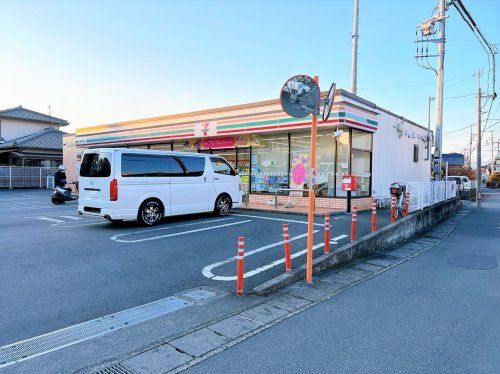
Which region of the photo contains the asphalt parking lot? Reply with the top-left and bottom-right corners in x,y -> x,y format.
0,189 -> 391,347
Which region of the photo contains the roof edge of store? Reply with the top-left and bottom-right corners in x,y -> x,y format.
75,89 -> 428,137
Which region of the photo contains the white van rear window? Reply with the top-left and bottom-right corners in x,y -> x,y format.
80,153 -> 111,177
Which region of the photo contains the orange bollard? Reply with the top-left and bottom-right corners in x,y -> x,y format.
371,199 -> 377,232
403,191 -> 410,217
390,195 -> 396,223
282,224 -> 292,271
324,213 -> 331,253
351,207 -> 358,242
236,236 -> 245,296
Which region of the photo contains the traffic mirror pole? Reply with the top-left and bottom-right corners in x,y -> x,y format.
306,75 -> 319,284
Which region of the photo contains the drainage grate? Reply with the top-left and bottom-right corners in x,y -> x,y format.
94,362 -> 135,374
0,296 -> 192,368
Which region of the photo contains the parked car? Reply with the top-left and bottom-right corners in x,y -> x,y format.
78,148 -> 241,225
445,176 -> 472,191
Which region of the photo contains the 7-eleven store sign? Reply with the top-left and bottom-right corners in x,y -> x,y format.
194,121 -> 217,137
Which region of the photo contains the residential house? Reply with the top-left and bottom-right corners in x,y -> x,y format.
0,106 -> 69,167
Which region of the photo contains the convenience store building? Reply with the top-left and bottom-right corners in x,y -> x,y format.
65,89 -> 431,210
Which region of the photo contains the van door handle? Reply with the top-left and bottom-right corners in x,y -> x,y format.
214,177 -> 219,181
204,177 -> 207,182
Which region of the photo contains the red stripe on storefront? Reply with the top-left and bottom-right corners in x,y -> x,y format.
77,118 -> 376,147
216,118 -> 376,135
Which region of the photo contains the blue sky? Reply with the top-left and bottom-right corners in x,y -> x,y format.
0,0 -> 498,156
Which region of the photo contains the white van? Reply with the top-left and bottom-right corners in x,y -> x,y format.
78,148 -> 241,225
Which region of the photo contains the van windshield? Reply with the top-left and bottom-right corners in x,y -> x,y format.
80,153 -> 111,177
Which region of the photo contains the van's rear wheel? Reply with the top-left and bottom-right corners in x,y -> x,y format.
214,195 -> 231,216
138,200 -> 163,226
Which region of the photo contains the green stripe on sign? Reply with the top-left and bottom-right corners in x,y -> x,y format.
367,119 -> 377,126
218,116 -> 297,130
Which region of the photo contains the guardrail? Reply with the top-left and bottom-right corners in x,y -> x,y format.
274,188 -> 311,208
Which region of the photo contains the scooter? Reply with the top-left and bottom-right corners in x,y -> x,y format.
51,182 -> 79,204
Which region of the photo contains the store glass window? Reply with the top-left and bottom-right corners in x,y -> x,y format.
236,147 -> 251,191
173,141 -> 197,152
290,130 -> 335,197
351,130 -> 372,197
335,130 -> 351,197
251,134 -> 288,193
351,129 -> 372,151
351,150 -> 371,196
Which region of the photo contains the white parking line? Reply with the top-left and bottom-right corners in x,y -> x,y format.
202,230 -> 320,280
60,216 -> 82,220
110,219 -> 252,243
231,213 -> 324,227
36,217 -> 65,223
52,221 -> 108,228
331,234 -> 348,243
112,217 -> 234,238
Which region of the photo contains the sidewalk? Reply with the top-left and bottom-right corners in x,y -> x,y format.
188,191 -> 500,373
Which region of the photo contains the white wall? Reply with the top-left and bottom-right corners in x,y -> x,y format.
372,111 -> 431,197
0,118 -> 59,140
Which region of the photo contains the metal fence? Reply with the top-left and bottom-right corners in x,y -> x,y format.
0,166 -> 58,189
406,181 -> 457,212
375,181 -> 457,211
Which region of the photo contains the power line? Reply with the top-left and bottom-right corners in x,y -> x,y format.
451,0 -> 496,95
451,0 -> 497,135
358,73 -> 475,91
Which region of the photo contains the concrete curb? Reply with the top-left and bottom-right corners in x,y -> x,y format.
253,198 -> 461,295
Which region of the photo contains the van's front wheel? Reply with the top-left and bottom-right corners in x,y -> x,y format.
214,195 -> 231,216
138,199 -> 163,226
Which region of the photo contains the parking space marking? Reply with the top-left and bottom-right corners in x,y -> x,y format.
110,219 -> 253,243
231,213 -> 324,227
331,234 -> 348,242
112,217 -> 234,238
36,217 -> 65,223
202,230 -> 319,280
60,216 -> 82,220
205,241 -> 326,281
52,221 -> 109,228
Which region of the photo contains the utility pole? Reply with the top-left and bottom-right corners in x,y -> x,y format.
434,0 -> 446,181
427,96 -> 434,172
468,124 -> 473,168
350,0 -> 359,95
485,130 -> 495,174
476,70 -> 481,203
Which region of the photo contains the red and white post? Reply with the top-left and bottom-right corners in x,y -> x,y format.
351,207 -> 358,242
236,236 -> 245,296
371,199 -> 377,232
403,191 -> 411,217
390,195 -> 396,223
282,224 -> 292,271
324,213 -> 331,253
